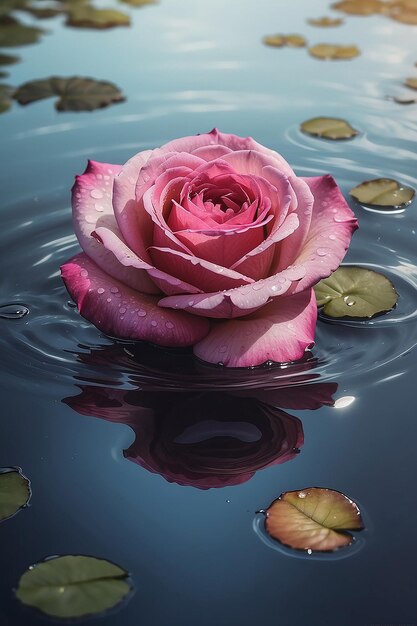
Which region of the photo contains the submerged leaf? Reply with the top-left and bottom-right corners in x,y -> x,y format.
265,487 -> 364,552
307,16 -> 344,26
0,469 -> 31,520
314,266 -> 398,318
309,43 -> 360,60
16,555 -> 132,618
0,52 -> 20,65
0,16 -> 44,47
405,77 -> 417,90
301,116 -> 359,139
332,0 -> 386,14
263,34 -> 306,48
66,6 -> 130,29
14,76 -> 125,111
350,177 -> 415,208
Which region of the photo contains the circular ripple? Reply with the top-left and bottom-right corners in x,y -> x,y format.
1,180 -> 417,395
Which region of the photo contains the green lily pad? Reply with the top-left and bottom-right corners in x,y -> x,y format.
309,43 -> 360,60
301,116 -> 359,140
14,76 -> 125,111
16,555 -> 132,619
0,70 -> 9,78
66,6 -> 130,28
314,266 -> 398,318
350,178 -> 415,209
0,52 -> 20,65
0,468 -> 31,521
0,0 -> 29,16
0,16 -> 44,47
307,16 -> 344,26
263,33 -> 307,48
405,77 -> 417,90
0,83 -> 14,113
265,487 -> 364,552
23,6 -> 64,19
119,0 -> 157,5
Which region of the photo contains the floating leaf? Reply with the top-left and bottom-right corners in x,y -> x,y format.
388,2 -> 417,24
263,34 -> 306,48
0,71 -> 8,78
23,6 -> 64,19
0,83 -> 13,114
314,266 -> 398,318
350,178 -> 415,209
16,555 -> 132,619
0,16 -> 44,47
0,468 -> 31,521
0,0 -> 29,16
405,77 -> 417,90
307,16 -> 344,26
301,116 -> 359,140
66,6 -> 130,29
119,0 -> 157,5
391,96 -> 417,104
332,0 -> 386,14
0,52 -> 20,65
309,43 -> 360,60
265,488 -> 364,552
14,76 -> 125,111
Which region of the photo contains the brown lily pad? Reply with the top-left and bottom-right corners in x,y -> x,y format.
263,34 -> 307,48
309,43 -> 360,60
405,77 -> 417,90
350,177 -> 415,209
314,266 -> 399,318
307,16 -> 344,26
388,1 -> 417,24
265,487 -> 364,552
14,76 -> 125,111
332,0 -> 386,14
301,116 -> 359,139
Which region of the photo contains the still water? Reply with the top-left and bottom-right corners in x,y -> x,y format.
1,0 -> 417,624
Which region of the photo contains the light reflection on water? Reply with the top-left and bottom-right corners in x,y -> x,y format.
1,0 -> 417,624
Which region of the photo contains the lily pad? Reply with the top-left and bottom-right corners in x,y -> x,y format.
119,0 -> 157,5
309,43 -> 360,60
388,3 -> 417,24
14,76 -> 125,111
314,266 -> 398,318
0,468 -> 31,521
0,16 -> 44,47
0,52 -> 20,65
307,16 -> 344,26
0,84 -> 14,113
16,555 -> 132,619
265,488 -> 364,552
301,116 -> 359,140
263,34 -> 306,48
332,0 -> 386,14
350,178 -> 415,209
23,6 -> 64,19
66,6 -> 130,29
405,77 -> 417,90
0,0 -> 29,16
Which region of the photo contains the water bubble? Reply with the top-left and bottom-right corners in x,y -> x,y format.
165,321 -> 174,329
95,204 -> 104,212
0,304 -> 29,320
80,269 -> 88,277
151,320 -> 158,327
97,288 -> 105,295
119,307 -> 127,314
298,491 -> 307,499
90,189 -> 103,199
137,309 -> 147,317
110,287 -> 119,294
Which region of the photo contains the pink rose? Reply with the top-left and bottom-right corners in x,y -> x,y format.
61,129 -> 357,367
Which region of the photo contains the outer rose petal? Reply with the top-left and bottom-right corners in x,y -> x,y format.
193,290 -> 316,367
72,160 -> 158,294
61,253 -> 210,347
274,175 -> 358,293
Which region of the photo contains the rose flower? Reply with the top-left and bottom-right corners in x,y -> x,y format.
61,129 -> 357,367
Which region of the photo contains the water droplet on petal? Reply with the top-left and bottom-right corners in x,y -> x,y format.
188,300 -> 195,306
80,269 -> 88,277
316,248 -> 328,257
328,234 -> 336,240
151,320 -> 158,327
165,321 -> 174,329
95,204 -> 104,212
120,307 -> 127,314
97,288 -> 105,294
138,309 -> 147,317
90,189 -> 103,199
110,287 -> 119,294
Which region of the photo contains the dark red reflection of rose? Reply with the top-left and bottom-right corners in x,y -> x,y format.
64,382 -> 336,489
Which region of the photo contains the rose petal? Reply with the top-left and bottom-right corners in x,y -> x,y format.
71,160 -> 159,294
193,289 -> 316,367
275,175 -> 358,292
61,253 -> 209,347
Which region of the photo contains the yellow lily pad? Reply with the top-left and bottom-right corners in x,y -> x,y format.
314,266 -> 398,318
301,116 -> 359,140
350,178 -> 415,209
263,34 -> 306,48
309,43 -> 360,60
388,1 -> 417,24
405,77 -> 417,90
307,16 -> 344,26
332,0 -> 386,14
16,555 -> 132,619
66,6 -> 130,29
265,487 -> 364,552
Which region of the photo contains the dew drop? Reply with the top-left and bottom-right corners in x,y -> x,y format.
165,321 -> 174,329
252,283 -> 264,291
138,309 -> 147,317
85,214 -> 96,224
110,287 -> 119,294
95,204 -> 104,212
0,304 -> 29,320
316,248 -> 328,257
106,297 -> 112,303
343,296 -> 356,307
151,320 -> 158,327
298,491 -> 307,499
97,288 -> 105,294
188,300 -> 195,306
80,269 -> 88,277
90,189 -> 104,199
119,307 -> 127,314
328,234 -> 336,240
